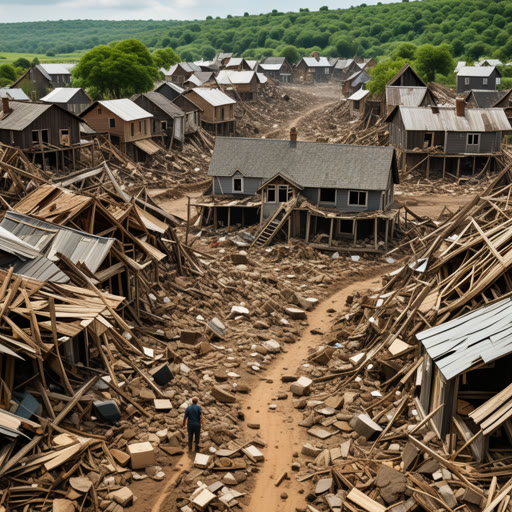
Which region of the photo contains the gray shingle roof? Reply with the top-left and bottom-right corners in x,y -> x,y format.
208,137 -> 397,191
466,89 -> 508,108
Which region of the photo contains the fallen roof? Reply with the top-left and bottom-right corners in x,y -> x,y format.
387,105 -> 510,132
208,137 -> 397,191
187,87 -> 236,107
417,297 -> 512,381
385,86 -> 430,107
457,66 -> 497,77
40,87 -> 88,103
0,88 -> 30,101
0,101 -> 53,131
83,99 -> 152,122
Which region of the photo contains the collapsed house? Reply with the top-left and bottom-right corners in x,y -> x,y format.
386,100 -> 511,178
195,131 -> 401,252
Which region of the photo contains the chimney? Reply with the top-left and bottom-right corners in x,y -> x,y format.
2,97 -> 9,116
290,127 -> 298,142
431,105 -> 439,114
456,97 -> 466,117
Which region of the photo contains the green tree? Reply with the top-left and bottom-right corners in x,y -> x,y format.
72,39 -> 159,99
367,59 -> 407,95
12,58 -> 31,69
153,48 -> 181,69
0,64 -> 17,82
279,44 -> 300,63
31,58 -> 40,67
392,42 -> 416,60
415,43 -> 453,82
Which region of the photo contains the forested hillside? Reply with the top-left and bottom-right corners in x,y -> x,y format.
0,0 -> 511,63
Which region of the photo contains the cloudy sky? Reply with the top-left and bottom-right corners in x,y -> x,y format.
0,0 -> 398,23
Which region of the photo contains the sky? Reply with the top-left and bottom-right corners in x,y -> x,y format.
0,0 -> 399,23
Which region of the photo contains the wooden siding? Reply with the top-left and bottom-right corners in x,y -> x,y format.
132,95 -> 182,141
446,131 -> 501,154
213,175 -> 261,195
185,92 -> 234,124
0,105 -> 80,149
457,70 -> 499,93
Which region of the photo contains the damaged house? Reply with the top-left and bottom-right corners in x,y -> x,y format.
196,131 -> 400,252
260,57 -> 294,83
386,100 -> 511,178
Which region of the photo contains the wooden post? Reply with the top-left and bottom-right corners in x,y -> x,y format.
72,147 -> 76,170
287,217 -> 291,242
328,217 -> 334,247
213,206 -> 218,230
353,219 -> 358,247
456,157 -> 461,178
384,218 -> 389,251
472,156 -> 476,175
185,196 -> 191,245
305,212 -> 311,243
374,217 -> 378,250
227,206 -> 231,231
442,156 -> 446,179
426,155 -> 430,179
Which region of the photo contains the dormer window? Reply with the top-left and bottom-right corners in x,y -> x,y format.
233,177 -> 243,193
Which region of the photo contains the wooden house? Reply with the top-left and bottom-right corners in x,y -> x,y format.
40,87 -> 91,115
224,58 -> 252,71
171,94 -> 202,135
0,98 -> 83,171
196,131 -> 400,252
12,63 -> 74,101
386,101 -> 511,178
342,70 -> 371,97
387,64 -> 426,88
491,89 -> 512,127
131,91 -> 185,145
183,71 -> 215,89
80,99 -> 160,162
160,62 -> 202,85
477,59 -> 503,67
417,297 -> 512,462
216,70 -> 260,101
213,53 -> 233,68
260,57 -> 293,83
295,56 -> 332,82
0,88 -> 30,102
184,88 -> 236,136
465,89 -> 509,109
457,66 -> 501,94
348,89 -> 370,118
356,57 -> 377,71
384,86 -> 437,115
154,81 -> 185,102
332,59 -> 361,82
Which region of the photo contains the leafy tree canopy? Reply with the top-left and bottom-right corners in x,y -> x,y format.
153,48 -> 181,69
12,58 -> 31,69
367,58 -> 408,95
279,45 -> 300,64
415,43 -> 453,82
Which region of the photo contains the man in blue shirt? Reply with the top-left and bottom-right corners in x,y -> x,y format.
182,397 -> 204,452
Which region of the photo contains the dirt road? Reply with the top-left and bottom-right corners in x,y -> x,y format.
242,273 -> 386,511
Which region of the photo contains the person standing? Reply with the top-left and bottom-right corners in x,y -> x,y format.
182,397 -> 204,452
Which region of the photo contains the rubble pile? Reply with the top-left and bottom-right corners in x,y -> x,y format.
279,165 -> 512,511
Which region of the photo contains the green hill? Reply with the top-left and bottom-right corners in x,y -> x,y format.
0,0 -> 511,63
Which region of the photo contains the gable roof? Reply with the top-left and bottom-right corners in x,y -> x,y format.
493,89 -> 512,108
0,101 -> 70,131
465,89 -> 509,108
184,74 -> 203,87
334,58 -> 355,70
81,99 -> 152,122
155,81 -> 185,95
216,70 -> 257,85
40,87 -> 90,103
186,87 -> 236,107
38,63 -> 74,77
385,86 -> 432,107
477,59 -> 503,67
263,57 -> 286,66
386,105 -> 510,132
347,70 -> 370,87
208,137 -> 397,191
130,91 -> 185,119
457,66 -> 498,77
300,57 -> 331,68
387,64 -> 426,87
417,297 -> 512,381
0,88 -> 30,101
454,61 -> 466,73
161,62 -> 202,75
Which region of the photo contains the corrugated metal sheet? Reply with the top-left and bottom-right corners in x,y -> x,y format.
0,88 -> 30,101
257,73 -> 268,84
0,102 -> 52,131
97,99 -> 153,122
185,74 -> 203,87
41,88 -> 83,103
39,63 -> 74,75
348,89 -> 370,101
386,86 -> 428,107
397,106 -> 510,132
216,70 -> 256,85
417,298 -> 512,380
457,66 -> 496,77
301,57 -> 331,68
0,211 -> 115,274
260,63 -> 282,71
189,88 -> 236,107
155,81 -> 185,95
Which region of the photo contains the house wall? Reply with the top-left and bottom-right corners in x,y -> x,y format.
16,68 -> 51,101
156,85 -> 181,102
185,93 -> 235,124
52,91 -> 91,115
0,105 -> 80,149
213,175 -> 261,195
457,71 -> 498,93
445,131 -> 501,154
132,95 -> 183,142
297,187 -> 384,212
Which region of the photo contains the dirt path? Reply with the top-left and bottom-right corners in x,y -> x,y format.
242,272 -> 386,511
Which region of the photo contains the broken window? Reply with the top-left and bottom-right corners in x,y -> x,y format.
109,118 -> 116,128
41,130 -> 49,143
59,129 -> 70,146
278,185 -> 292,202
348,190 -> 367,207
423,132 -> 434,148
233,177 -> 243,193
319,188 -> 336,203
266,185 -> 276,202
161,121 -> 168,131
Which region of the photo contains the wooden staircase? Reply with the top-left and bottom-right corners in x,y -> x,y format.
251,198 -> 297,248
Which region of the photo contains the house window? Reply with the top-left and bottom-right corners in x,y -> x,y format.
59,129 -> 70,146
465,77 -> 470,85
41,129 -> 49,143
278,185 -> 292,202
348,190 -> 368,207
467,133 -> 480,146
139,121 -> 142,133
319,188 -> 336,204
131,123 -> 135,137
109,118 -> 116,128
221,107 -> 225,121
161,120 -> 168,131
266,184 -> 276,203
233,177 -> 243,193
483,78 -> 488,85
32,130 -> 39,143
423,132 -> 434,148
497,77 -> 501,85
324,68 -> 329,74
98,107 -> 102,114
353,100 -> 360,111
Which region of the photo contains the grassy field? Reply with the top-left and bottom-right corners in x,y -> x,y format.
0,51 -> 84,65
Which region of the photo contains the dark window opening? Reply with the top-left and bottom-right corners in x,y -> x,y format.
161,121 -> 168,131
233,177 -> 243,192
353,100 -> 360,110
319,188 -> 336,203
221,107 -> 225,121
348,190 -> 367,206
41,130 -> 48,143
131,123 -> 134,137
468,133 -> 480,145
32,130 -> 39,143
423,133 -> 433,148
266,185 -> 276,202
109,118 -> 116,128
278,185 -> 292,202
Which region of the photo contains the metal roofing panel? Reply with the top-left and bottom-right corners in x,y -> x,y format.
216,70 -> 256,85
40,88 -> 83,103
386,86 -> 428,107
348,89 -> 370,101
208,137 -> 395,191
257,73 -> 268,84
189,88 -> 236,107
97,99 -> 152,122
185,74 -> 203,86
156,81 -> 185,95
301,57 -> 331,67
457,66 -> 496,77
397,106 -> 510,132
263,57 -> 286,65
0,101 -> 52,131
260,63 -> 282,71
417,298 -> 512,380
0,88 -> 30,101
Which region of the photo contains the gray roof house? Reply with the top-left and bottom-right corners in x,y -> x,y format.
198,134 -> 400,252
40,87 -> 92,115
0,88 -> 30,102
457,66 -> 501,93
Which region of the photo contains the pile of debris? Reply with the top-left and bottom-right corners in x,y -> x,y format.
279,165 -> 512,511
